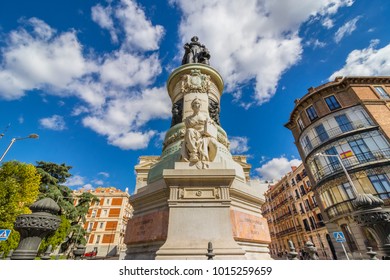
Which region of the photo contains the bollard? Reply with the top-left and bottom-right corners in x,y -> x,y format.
304,241 -> 319,260
206,242 -> 215,260
366,247 -> 378,260
287,240 -> 298,260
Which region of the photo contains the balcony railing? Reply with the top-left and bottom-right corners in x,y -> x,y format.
301,120 -> 375,156
324,199 -> 355,221
313,149 -> 390,183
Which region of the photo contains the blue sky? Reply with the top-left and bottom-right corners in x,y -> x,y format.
0,0 -> 389,193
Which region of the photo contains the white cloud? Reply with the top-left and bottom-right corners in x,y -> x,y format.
322,17 -> 334,29
306,39 -> 327,49
92,179 -> 104,185
0,1 -> 169,151
255,156 -> 302,181
329,40 -> 390,80
91,4 -> 118,43
229,136 -> 249,154
81,183 -> 94,191
334,16 -> 361,43
66,175 -> 86,186
0,18 -> 95,100
18,115 -> 24,124
98,172 -> 110,178
39,115 -> 67,131
172,0 -> 354,105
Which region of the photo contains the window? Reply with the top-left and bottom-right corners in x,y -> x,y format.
299,203 -> 305,214
325,95 -> 341,110
300,185 -> 306,196
297,118 -> 305,131
88,222 -> 93,232
325,147 -> 340,171
341,182 -> 356,200
95,235 -> 101,244
100,222 -> 104,229
103,210 -> 108,217
303,135 -> 313,151
106,199 -> 110,205
335,114 -> 353,133
303,219 -> 311,231
306,105 -> 318,121
309,216 -> 316,230
92,210 -> 97,218
349,139 -> 375,163
305,199 -> 311,210
315,124 -> 329,143
374,86 -> 390,99
295,189 -> 300,199
368,174 -> 390,199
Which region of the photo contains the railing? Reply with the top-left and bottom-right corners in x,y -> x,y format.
313,149 -> 390,183
301,120 -> 375,155
324,199 -> 355,220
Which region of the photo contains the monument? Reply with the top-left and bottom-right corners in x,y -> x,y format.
124,37 -> 271,260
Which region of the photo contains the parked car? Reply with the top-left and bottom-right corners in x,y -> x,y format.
84,250 -> 97,258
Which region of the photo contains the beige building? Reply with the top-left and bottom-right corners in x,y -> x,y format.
262,163 -> 333,259
285,76 -> 390,259
74,187 -> 132,257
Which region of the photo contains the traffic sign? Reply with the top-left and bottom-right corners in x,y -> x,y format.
0,229 -> 11,241
333,231 -> 346,243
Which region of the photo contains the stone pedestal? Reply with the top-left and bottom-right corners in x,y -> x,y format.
155,167 -> 246,259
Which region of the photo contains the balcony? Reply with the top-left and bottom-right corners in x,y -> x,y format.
301,120 -> 375,156
324,199 -> 355,221
313,149 -> 390,184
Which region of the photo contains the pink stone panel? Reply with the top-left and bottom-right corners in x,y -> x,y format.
230,210 -> 271,243
124,210 -> 169,245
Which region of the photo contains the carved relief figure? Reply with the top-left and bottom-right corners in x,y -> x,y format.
182,36 -> 211,65
181,98 -> 217,167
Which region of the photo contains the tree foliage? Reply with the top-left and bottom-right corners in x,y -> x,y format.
0,161 -> 40,255
36,161 -> 98,254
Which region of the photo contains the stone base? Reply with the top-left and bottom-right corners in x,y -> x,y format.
124,164 -> 271,260
124,242 -> 165,260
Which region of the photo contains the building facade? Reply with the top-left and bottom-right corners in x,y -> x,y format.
262,163 -> 333,259
74,187 -> 132,257
285,76 -> 390,259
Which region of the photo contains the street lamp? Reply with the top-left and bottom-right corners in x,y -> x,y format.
314,152 -> 358,197
0,133 -> 39,162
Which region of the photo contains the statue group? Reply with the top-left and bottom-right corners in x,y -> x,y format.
182,36 -> 210,65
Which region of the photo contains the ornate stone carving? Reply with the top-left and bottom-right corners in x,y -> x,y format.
171,99 -> 183,127
181,69 -> 211,93
14,215 -> 61,231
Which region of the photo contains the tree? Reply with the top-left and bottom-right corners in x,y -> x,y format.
0,161 -> 40,255
36,161 -> 98,255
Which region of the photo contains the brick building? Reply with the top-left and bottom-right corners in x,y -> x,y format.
285,76 -> 390,259
262,163 -> 333,259
74,187 -> 132,257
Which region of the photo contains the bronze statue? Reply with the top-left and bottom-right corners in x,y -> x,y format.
182,36 -> 210,65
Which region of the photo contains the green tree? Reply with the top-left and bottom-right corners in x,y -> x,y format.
36,161 -> 98,255
0,161 -> 40,255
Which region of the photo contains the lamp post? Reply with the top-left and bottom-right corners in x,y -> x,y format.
0,133 -> 39,162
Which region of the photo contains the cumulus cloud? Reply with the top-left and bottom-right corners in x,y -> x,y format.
229,136 -> 250,154
172,0 -> 354,105
334,16 -> 361,43
98,172 -> 110,178
39,115 -> 67,131
0,0 -> 169,150
329,40 -> 390,79
66,175 -> 86,186
255,156 -> 302,181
